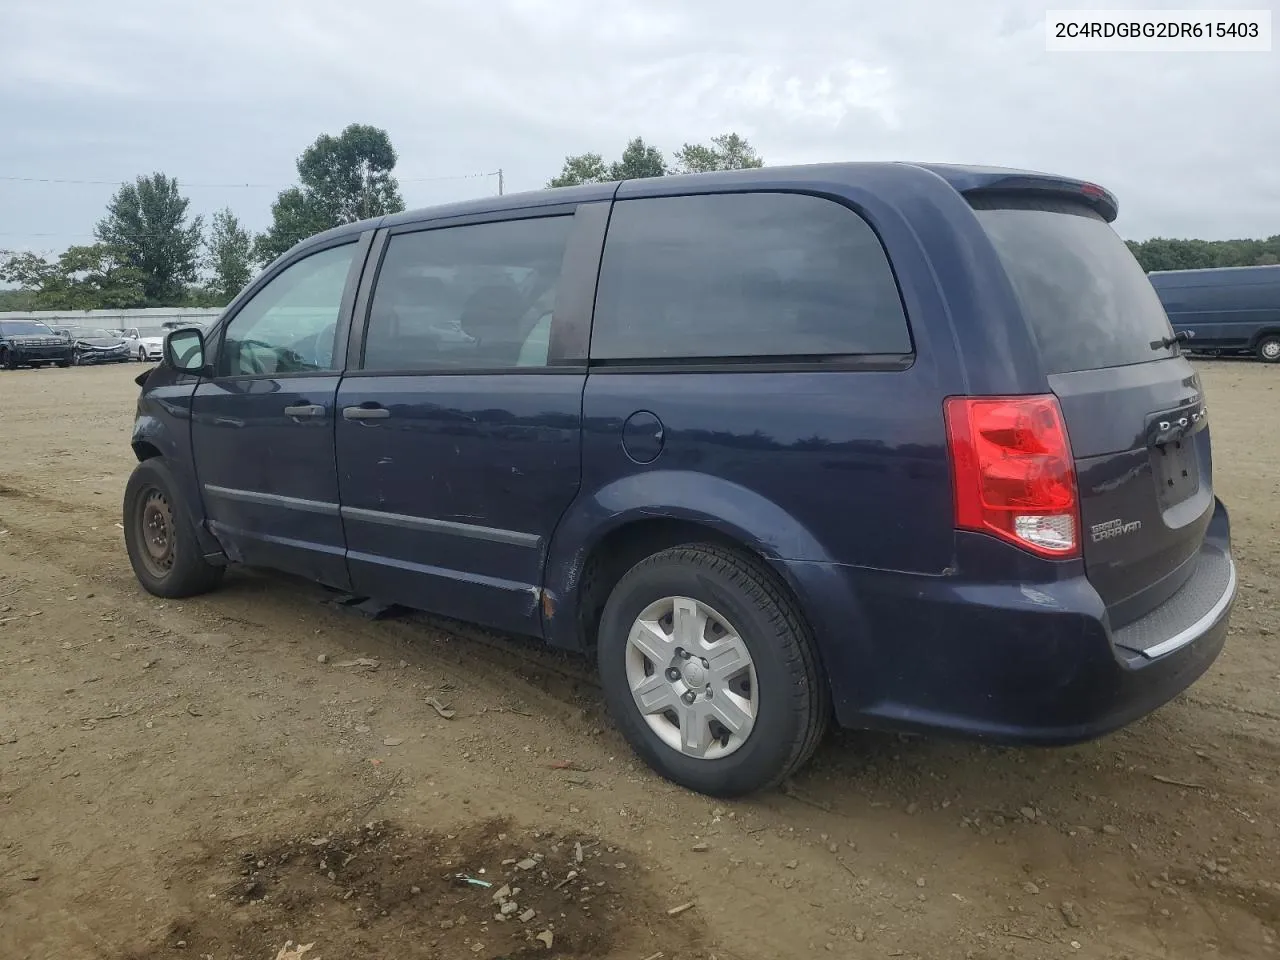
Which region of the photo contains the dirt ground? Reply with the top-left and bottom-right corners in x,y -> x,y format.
1,360 -> 1277,960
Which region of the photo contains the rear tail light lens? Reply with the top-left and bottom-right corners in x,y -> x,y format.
944,395 -> 1080,559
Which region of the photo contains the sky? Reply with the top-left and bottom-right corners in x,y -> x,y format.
0,0 -> 1277,257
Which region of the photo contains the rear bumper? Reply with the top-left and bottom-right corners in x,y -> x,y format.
780,498 -> 1234,745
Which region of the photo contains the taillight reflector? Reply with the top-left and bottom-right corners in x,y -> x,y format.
944,395 -> 1080,559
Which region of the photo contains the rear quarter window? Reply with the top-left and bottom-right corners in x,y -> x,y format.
590,192 -> 912,361
973,197 -> 1177,374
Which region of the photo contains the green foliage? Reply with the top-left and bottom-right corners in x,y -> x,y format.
205,208 -> 255,303
671,133 -> 764,174
256,124 -> 406,264
95,173 -> 203,304
180,285 -> 231,309
0,288 -> 38,311
0,244 -> 146,309
254,188 -> 332,265
547,153 -> 610,188
0,250 -> 57,290
1127,235 -> 1280,272
609,137 -> 668,180
548,132 -> 764,188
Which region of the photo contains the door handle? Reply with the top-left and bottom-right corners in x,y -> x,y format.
342,405 -> 390,421
283,403 -> 326,419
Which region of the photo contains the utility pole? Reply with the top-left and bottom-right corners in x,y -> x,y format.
497,168 -> 504,196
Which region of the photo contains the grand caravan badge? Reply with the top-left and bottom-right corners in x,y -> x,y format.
1091,518 -> 1143,542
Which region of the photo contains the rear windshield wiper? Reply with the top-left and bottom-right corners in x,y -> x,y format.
1151,330 -> 1193,350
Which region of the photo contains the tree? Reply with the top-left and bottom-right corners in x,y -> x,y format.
0,250 -> 57,291
256,124 -> 405,264
0,288 -> 37,311
254,188 -> 333,265
547,153 -> 610,188
0,244 -> 146,310
95,173 -> 202,304
671,133 -> 764,174
608,137 -> 668,180
547,132 -> 764,189
546,137 -> 668,188
205,208 -> 254,302
1124,234 -> 1280,272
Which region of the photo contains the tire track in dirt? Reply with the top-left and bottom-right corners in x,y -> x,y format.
7,363 -> 1280,959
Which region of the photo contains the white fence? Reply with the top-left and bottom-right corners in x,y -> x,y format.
0,307 -> 223,337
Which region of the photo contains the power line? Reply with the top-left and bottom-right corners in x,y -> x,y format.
0,170 -> 501,188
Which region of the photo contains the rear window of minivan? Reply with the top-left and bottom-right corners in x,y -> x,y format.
591,192 -> 912,361
972,196 -> 1177,374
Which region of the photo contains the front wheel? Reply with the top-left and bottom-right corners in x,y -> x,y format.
1,348 -> 15,370
597,544 -> 829,797
138,348 -> 147,361
123,458 -> 224,598
1256,335 -> 1280,364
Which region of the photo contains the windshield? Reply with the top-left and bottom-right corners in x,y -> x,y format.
88,329 -> 116,338
0,321 -> 55,336
973,197 -> 1177,374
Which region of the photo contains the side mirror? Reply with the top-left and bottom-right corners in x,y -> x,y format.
164,327 -> 207,374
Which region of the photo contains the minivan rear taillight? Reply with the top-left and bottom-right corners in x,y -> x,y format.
944,395 -> 1080,559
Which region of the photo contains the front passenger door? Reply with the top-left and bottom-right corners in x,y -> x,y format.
191,237 -> 368,587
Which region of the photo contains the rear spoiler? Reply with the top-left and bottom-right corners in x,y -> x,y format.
961,175 -> 1119,223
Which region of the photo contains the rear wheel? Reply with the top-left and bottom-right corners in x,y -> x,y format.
123,458 -> 224,598
1257,335 -> 1280,363
597,544 -> 828,797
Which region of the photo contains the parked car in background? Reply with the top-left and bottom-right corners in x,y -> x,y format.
1149,264 -> 1280,362
0,319 -> 73,370
114,327 -> 165,362
70,328 -> 132,365
122,163 -> 1235,797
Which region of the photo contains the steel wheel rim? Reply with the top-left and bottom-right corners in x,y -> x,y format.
624,596 -> 758,760
1263,341 -> 1280,360
137,488 -> 176,578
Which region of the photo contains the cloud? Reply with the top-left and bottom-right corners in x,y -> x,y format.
0,0 -> 1276,254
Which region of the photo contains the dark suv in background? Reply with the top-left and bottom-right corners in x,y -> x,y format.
0,320 -> 73,369
123,163 -> 1235,796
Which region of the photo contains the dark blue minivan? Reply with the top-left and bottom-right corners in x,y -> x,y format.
124,163 -> 1236,796
1149,264 -> 1280,362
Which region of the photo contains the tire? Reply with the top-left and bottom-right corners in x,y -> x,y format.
1256,335 -> 1280,364
123,458 -> 224,598
1,348 -> 15,370
597,543 -> 829,797
138,348 -> 147,362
